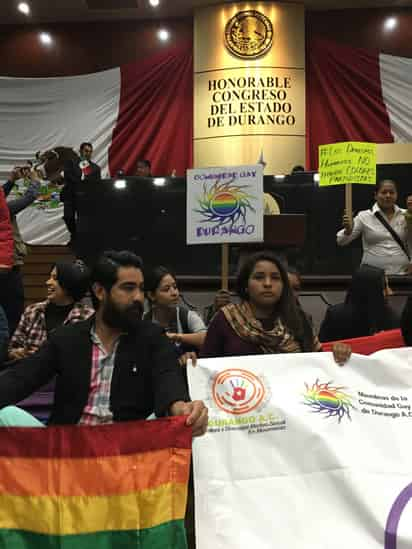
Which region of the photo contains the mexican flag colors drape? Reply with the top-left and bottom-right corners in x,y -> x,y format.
306,36 -> 412,169
0,416 -> 191,548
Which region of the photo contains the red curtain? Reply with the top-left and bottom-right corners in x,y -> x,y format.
306,37 -> 393,170
109,40 -> 193,177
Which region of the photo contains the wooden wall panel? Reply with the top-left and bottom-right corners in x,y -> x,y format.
306,8 -> 412,56
0,18 -> 192,77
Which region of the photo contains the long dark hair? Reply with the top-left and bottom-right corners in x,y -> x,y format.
345,264 -> 386,335
236,251 -> 315,351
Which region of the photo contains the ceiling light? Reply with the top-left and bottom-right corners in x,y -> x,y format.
384,17 -> 398,31
17,2 -> 30,15
39,32 -> 52,45
149,0 -> 160,6
158,29 -> 170,42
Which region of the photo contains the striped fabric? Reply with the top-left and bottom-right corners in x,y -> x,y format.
78,329 -> 118,425
0,416 -> 192,548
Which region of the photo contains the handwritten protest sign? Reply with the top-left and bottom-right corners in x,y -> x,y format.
319,142 -> 376,186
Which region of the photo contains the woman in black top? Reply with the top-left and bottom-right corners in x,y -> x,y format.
319,264 -> 400,342
8,260 -> 93,360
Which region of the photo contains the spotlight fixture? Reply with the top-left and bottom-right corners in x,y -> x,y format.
39,32 -> 52,45
149,0 -> 160,6
384,17 -> 398,31
114,179 -> 127,189
17,2 -> 30,15
157,29 -> 170,42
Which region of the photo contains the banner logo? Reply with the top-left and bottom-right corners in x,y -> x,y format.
224,10 -> 273,59
303,379 -> 355,422
212,369 -> 266,415
195,179 -> 255,228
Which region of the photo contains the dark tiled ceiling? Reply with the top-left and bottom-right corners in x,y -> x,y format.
1,0 -> 412,23
85,0 -> 140,9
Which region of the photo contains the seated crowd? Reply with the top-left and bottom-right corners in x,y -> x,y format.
0,169 -> 410,424
0,165 -> 411,549
0,246 -> 410,424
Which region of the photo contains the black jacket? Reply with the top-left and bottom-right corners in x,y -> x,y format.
0,318 -> 189,424
63,157 -> 101,188
319,302 -> 400,343
61,158 -> 101,233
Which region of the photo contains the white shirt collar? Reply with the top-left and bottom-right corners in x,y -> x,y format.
372,202 -> 401,215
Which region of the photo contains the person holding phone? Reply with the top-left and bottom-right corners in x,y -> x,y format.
1,166 -> 41,334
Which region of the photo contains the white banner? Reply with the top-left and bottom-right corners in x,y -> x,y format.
0,68 -> 120,181
189,349 -> 412,549
7,180 -> 69,245
17,204 -> 69,245
186,164 -> 263,245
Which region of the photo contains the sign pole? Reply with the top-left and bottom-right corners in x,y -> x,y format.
221,243 -> 229,290
345,183 -> 353,225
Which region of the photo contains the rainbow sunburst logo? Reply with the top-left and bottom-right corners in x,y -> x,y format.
195,179 -> 255,227
303,379 -> 355,422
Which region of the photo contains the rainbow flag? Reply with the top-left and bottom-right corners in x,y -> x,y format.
0,416 -> 192,548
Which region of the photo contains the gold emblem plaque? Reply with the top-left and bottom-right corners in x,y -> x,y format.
224,10 -> 274,59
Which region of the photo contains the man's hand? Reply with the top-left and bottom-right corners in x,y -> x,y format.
332,342 -> 352,366
178,352 -> 197,367
169,400 -> 208,437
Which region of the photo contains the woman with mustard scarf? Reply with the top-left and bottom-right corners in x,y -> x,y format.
202,251 -> 350,365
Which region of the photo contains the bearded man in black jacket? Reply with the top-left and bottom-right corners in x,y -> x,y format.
0,250 -> 208,435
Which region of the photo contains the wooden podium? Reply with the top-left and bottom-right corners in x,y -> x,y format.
264,214 -> 306,247
240,213 -> 306,249
236,214 -> 306,267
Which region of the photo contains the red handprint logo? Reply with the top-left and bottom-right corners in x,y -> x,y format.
212,369 -> 266,415
232,386 -> 246,401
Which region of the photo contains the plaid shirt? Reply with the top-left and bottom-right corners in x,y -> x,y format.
78,326 -> 120,426
8,300 -> 94,356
